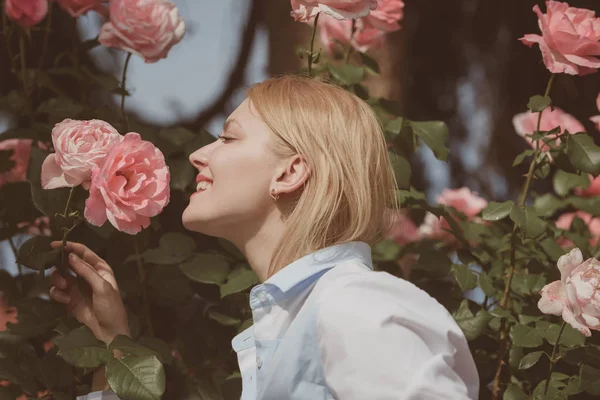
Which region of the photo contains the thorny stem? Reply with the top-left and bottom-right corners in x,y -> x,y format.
307,13 -> 320,76
543,321 -> 567,396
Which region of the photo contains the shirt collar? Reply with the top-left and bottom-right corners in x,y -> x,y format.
261,241 -> 373,294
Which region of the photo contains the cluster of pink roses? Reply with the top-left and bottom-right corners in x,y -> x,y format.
291,0 -> 405,53
4,0 -> 185,63
41,119 -> 170,234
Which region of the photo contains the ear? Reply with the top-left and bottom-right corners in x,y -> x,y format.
273,154 -> 310,196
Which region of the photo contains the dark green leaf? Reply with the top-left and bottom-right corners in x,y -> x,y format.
389,152 -> 411,189
55,326 -> 112,368
106,356 -> 165,400
541,323 -> 585,347
137,337 -> 173,365
452,300 -> 491,341
385,117 -> 404,136
527,95 -> 552,113
410,121 -> 449,161
36,97 -> 84,124
567,197 -> 600,216
180,253 -> 230,285
452,264 -> 478,291
510,206 -> 546,238
220,265 -> 258,298
327,64 -> 365,85
483,201 -> 514,221
479,273 -> 496,297
510,324 -> 543,348
518,351 -> 545,369
207,309 -> 241,327
41,352 -> 72,390
533,194 -> 565,217
566,134 -> 600,176
142,232 -> 196,265
9,299 -> 63,338
503,383 -> 528,400
360,52 -> 380,74
16,236 -> 60,271
553,170 -> 589,197
490,308 -> 517,323
579,364 -> 600,395
513,149 -> 535,167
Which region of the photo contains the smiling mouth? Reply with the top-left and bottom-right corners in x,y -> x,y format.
196,181 -> 212,191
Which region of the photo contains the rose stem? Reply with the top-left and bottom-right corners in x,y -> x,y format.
307,12 -> 320,76
344,19 -> 356,64
543,321 -> 567,396
120,52 -> 133,131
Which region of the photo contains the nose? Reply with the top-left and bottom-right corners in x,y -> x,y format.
189,145 -> 210,169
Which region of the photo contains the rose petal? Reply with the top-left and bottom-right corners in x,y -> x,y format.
558,248 -> 583,281
538,280 -> 565,316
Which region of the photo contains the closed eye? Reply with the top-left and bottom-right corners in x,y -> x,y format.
218,135 -> 234,142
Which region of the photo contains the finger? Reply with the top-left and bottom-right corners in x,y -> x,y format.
49,287 -> 71,304
67,253 -> 106,293
50,269 -> 68,290
51,241 -> 103,266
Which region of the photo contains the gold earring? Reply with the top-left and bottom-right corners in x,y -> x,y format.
270,188 -> 279,201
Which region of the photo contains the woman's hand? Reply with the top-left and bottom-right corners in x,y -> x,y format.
49,241 -> 130,344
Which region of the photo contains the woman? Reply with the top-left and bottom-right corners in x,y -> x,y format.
49,76 -> 479,399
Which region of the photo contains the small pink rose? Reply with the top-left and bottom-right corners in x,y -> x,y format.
512,107 -> 585,151
0,139 -> 33,188
99,0 -> 185,64
291,0 -> 377,22
555,211 -> 600,248
84,132 -> 170,235
538,248 -> 600,337
319,14 -> 385,53
362,0 -> 404,32
520,1 -> 600,76
384,210 -> 420,245
419,187 -> 488,246
591,93 -> 600,132
5,0 -> 48,28
41,119 -> 122,190
55,0 -> 108,17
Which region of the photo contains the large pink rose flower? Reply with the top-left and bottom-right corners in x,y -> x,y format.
99,0 -> 185,64
512,107 -> 585,151
84,132 -> 170,235
555,211 -> 600,247
0,139 -> 33,188
55,0 -> 108,17
362,0 -> 404,32
4,0 -> 47,28
291,0 -> 377,22
538,248 -> 600,336
591,93 -> 600,131
319,14 -> 385,53
520,1 -> 600,76
419,187 -> 487,246
41,119 -> 122,190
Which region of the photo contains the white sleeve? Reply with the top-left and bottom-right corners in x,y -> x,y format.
316,274 -> 479,400
77,391 -> 120,400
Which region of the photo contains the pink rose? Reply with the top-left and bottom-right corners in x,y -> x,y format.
419,188 -> 488,246
0,292 -> 18,332
4,0 -> 48,28
512,107 -> 585,151
16,216 -> 52,237
319,14 -> 385,53
0,139 -> 33,188
99,0 -> 185,64
555,211 -> 600,247
362,0 -> 404,32
384,210 -> 420,245
41,119 -> 122,190
84,132 -> 170,235
538,248 -> 600,336
520,1 -> 600,76
291,0 -> 377,22
55,0 -> 108,17
591,93 -> 600,131
575,174 -> 600,197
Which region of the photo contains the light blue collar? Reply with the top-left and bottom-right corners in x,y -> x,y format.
261,241 -> 373,294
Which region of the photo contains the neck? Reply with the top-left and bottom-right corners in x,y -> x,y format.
228,211 -> 286,283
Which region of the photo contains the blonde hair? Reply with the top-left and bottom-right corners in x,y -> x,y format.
247,75 -> 399,278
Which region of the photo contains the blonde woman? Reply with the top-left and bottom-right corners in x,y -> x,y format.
49,76 -> 479,399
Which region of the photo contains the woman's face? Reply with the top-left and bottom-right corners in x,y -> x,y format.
182,99 -> 282,239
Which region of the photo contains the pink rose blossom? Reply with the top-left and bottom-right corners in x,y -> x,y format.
555,211 -> 600,247
512,107 -> 585,151
5,0 -> 48,28
384,210 -> 420,245
362,0 -> 404,32
538,248 -> 600,336
591,93 -> 600,131
0,139 -> 33,188
520,1 -> 600,76
291,0 -> 377,22
319,14 -> 385,53
41,119 -> 122,190
84,132 -> 170,235
575,174 -> 600,197
55,0 -> 108,17
99,0 -> 185,64
419,187 -> 488,246
16,216 -> 52,237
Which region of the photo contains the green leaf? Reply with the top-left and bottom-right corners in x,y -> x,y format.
553,169 -> 589,197
41,352 -> 72,390
415,246 -> 452,276
142,232 -> 196,264
55,326 -> 112,368
483,201 -> 514,221
327,64 -> 365,85
137,337 -> 173,365
220,265 -> 258,298
513,149 -> 535,167
579,364 -> 600,395
503,383 -> 528,400
541,323 -> 585,347
479,273 -> 496,297
452,264 -> 478,291
106,356 -> 165,400
510,206 -> 546,238
452,300 -> 491,341
385,117 -> 404,135
8,299 -> 63,338
372,239 -> 402,262
566,134 -> 600,176
109,335 -> 166,363
518,351 -> 545,369
533,193 -> 565,217
409,121 -> 449,161
510,324 -> 543,348
36,97 -> 85,124
389,152 -> 411,189
16,236 -> 61,271
567,196 -> 600,215
490,307 -> 517,323
527,95 -> 552,113
360,52 -> 380,75
180,253 -> 230,285
208,309 -> 241,327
